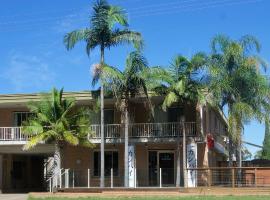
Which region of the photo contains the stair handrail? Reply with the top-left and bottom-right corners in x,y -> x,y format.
46,168 -> 64,192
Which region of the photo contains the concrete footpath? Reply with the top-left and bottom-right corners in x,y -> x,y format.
0,194 -> 28,200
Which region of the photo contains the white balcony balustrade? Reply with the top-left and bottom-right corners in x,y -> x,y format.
0,122 -> 197,143
89,122 -> 197,139
0,127 -> 29,141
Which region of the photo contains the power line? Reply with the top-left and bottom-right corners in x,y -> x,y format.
0,0 -> 261,26
130,0 -> 262,18
0,0 -> 264,33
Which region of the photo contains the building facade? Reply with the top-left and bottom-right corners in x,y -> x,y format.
0,91 -> 228,192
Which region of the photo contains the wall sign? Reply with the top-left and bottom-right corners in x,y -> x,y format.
187,142 -> 197,187
128,145 -> 136,187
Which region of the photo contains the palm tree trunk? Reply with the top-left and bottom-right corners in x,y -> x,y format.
228,103 -> 234,167
100,45 -> 105,188
124,102 -> 129,187
176,140 -> 181,187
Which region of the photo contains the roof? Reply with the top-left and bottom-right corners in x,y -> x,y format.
0,91 -> 93,108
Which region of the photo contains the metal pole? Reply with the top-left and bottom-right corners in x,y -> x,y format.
49,178 -> 52,193
65,169 -> 69,188
135,168 -> 137,188
182,121 -> 187,188
111,168 -> 113,188
159,168 -> 162,188
72,170 -> 74,188
59,169 -> 62,188
88,169 -> 90,188
55,172 -> 58,189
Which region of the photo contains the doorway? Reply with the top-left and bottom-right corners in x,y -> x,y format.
148,151 -> 175,187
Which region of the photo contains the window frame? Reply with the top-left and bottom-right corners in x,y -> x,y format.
13,112 -> 33,127
93,150 -> 119,177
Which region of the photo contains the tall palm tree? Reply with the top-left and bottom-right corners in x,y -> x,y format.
208,34 -> 270,167
97,51 -> 150,187
149,54 -> 208,110
148,54 -> 207,187
64,0 -> 143,187
22,88 -> 92,186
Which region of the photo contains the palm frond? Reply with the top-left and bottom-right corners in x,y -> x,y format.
111,29 -> 143,50
64,29 -> 91,50
108,5 -> 128,27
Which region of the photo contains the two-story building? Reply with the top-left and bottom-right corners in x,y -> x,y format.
0,91 -> 228,193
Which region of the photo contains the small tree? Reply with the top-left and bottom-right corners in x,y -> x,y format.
22,88 -> 93,183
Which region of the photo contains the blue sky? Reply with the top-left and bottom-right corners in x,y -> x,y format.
0,0 -> 269,156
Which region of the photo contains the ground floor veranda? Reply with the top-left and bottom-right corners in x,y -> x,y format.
58,142 -> 224,189
0,141 -> 228,193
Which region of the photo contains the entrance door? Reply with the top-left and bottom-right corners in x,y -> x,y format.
148,151 -> 158,186
148,151 -> 175,187
159,152 -> 174,186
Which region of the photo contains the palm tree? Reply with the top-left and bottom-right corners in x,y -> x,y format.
149,54 -> 208,110
22,88 -> 92,186
148,54 -> 207,187
97,51 -> 150,187
64,0 -> 143,187
208,34 -> 270,167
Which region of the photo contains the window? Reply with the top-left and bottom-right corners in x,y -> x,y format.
14,112 -> 33,126
168,107 -> 183,122
93,151 -> 118,176
104,109 -> 114,124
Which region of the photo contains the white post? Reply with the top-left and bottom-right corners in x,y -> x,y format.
111,168 -> 113,188
88,169 -> 90,188
72,170 -> 74,188
11,128 -> 14,140
134,168 -> 137,188
59,169 -> 62,188
55,173 -> 58,189
159,168 -> 162,188
0,155 -> 3,193
183,121 -> 187,188
49,178 -> 52,193
65,169 -> 69,188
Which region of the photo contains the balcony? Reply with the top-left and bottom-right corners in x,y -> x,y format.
89,122 -> 197,141
0,122 -> 197,144
0,127 -> 29,144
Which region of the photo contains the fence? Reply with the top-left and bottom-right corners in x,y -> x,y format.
188,167 -> 270,187
46,167 -> 270,192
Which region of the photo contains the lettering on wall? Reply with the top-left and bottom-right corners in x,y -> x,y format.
187,142 -> 197,187
128,145 -> 136,187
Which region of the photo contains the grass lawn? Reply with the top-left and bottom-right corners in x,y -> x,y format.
28,196 -> 270,200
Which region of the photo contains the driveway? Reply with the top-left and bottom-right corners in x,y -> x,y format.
0,194 -> 28,200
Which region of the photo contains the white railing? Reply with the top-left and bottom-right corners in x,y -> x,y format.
89,122 -> 197,139
0,127 -> 29,141
90,124 -> 122,138
0,122 -> 197,142
130,122 -> 197,138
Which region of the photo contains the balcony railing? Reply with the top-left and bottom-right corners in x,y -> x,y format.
0,127 -> 29,141
90,122 -> 197,139
0,122 -> 197,142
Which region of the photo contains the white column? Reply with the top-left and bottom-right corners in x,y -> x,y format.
187,139 -> 198,188
128,144 -> 136,188
0,155 -> 3,193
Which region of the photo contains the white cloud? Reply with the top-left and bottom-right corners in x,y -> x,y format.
2,54 -> 55,92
